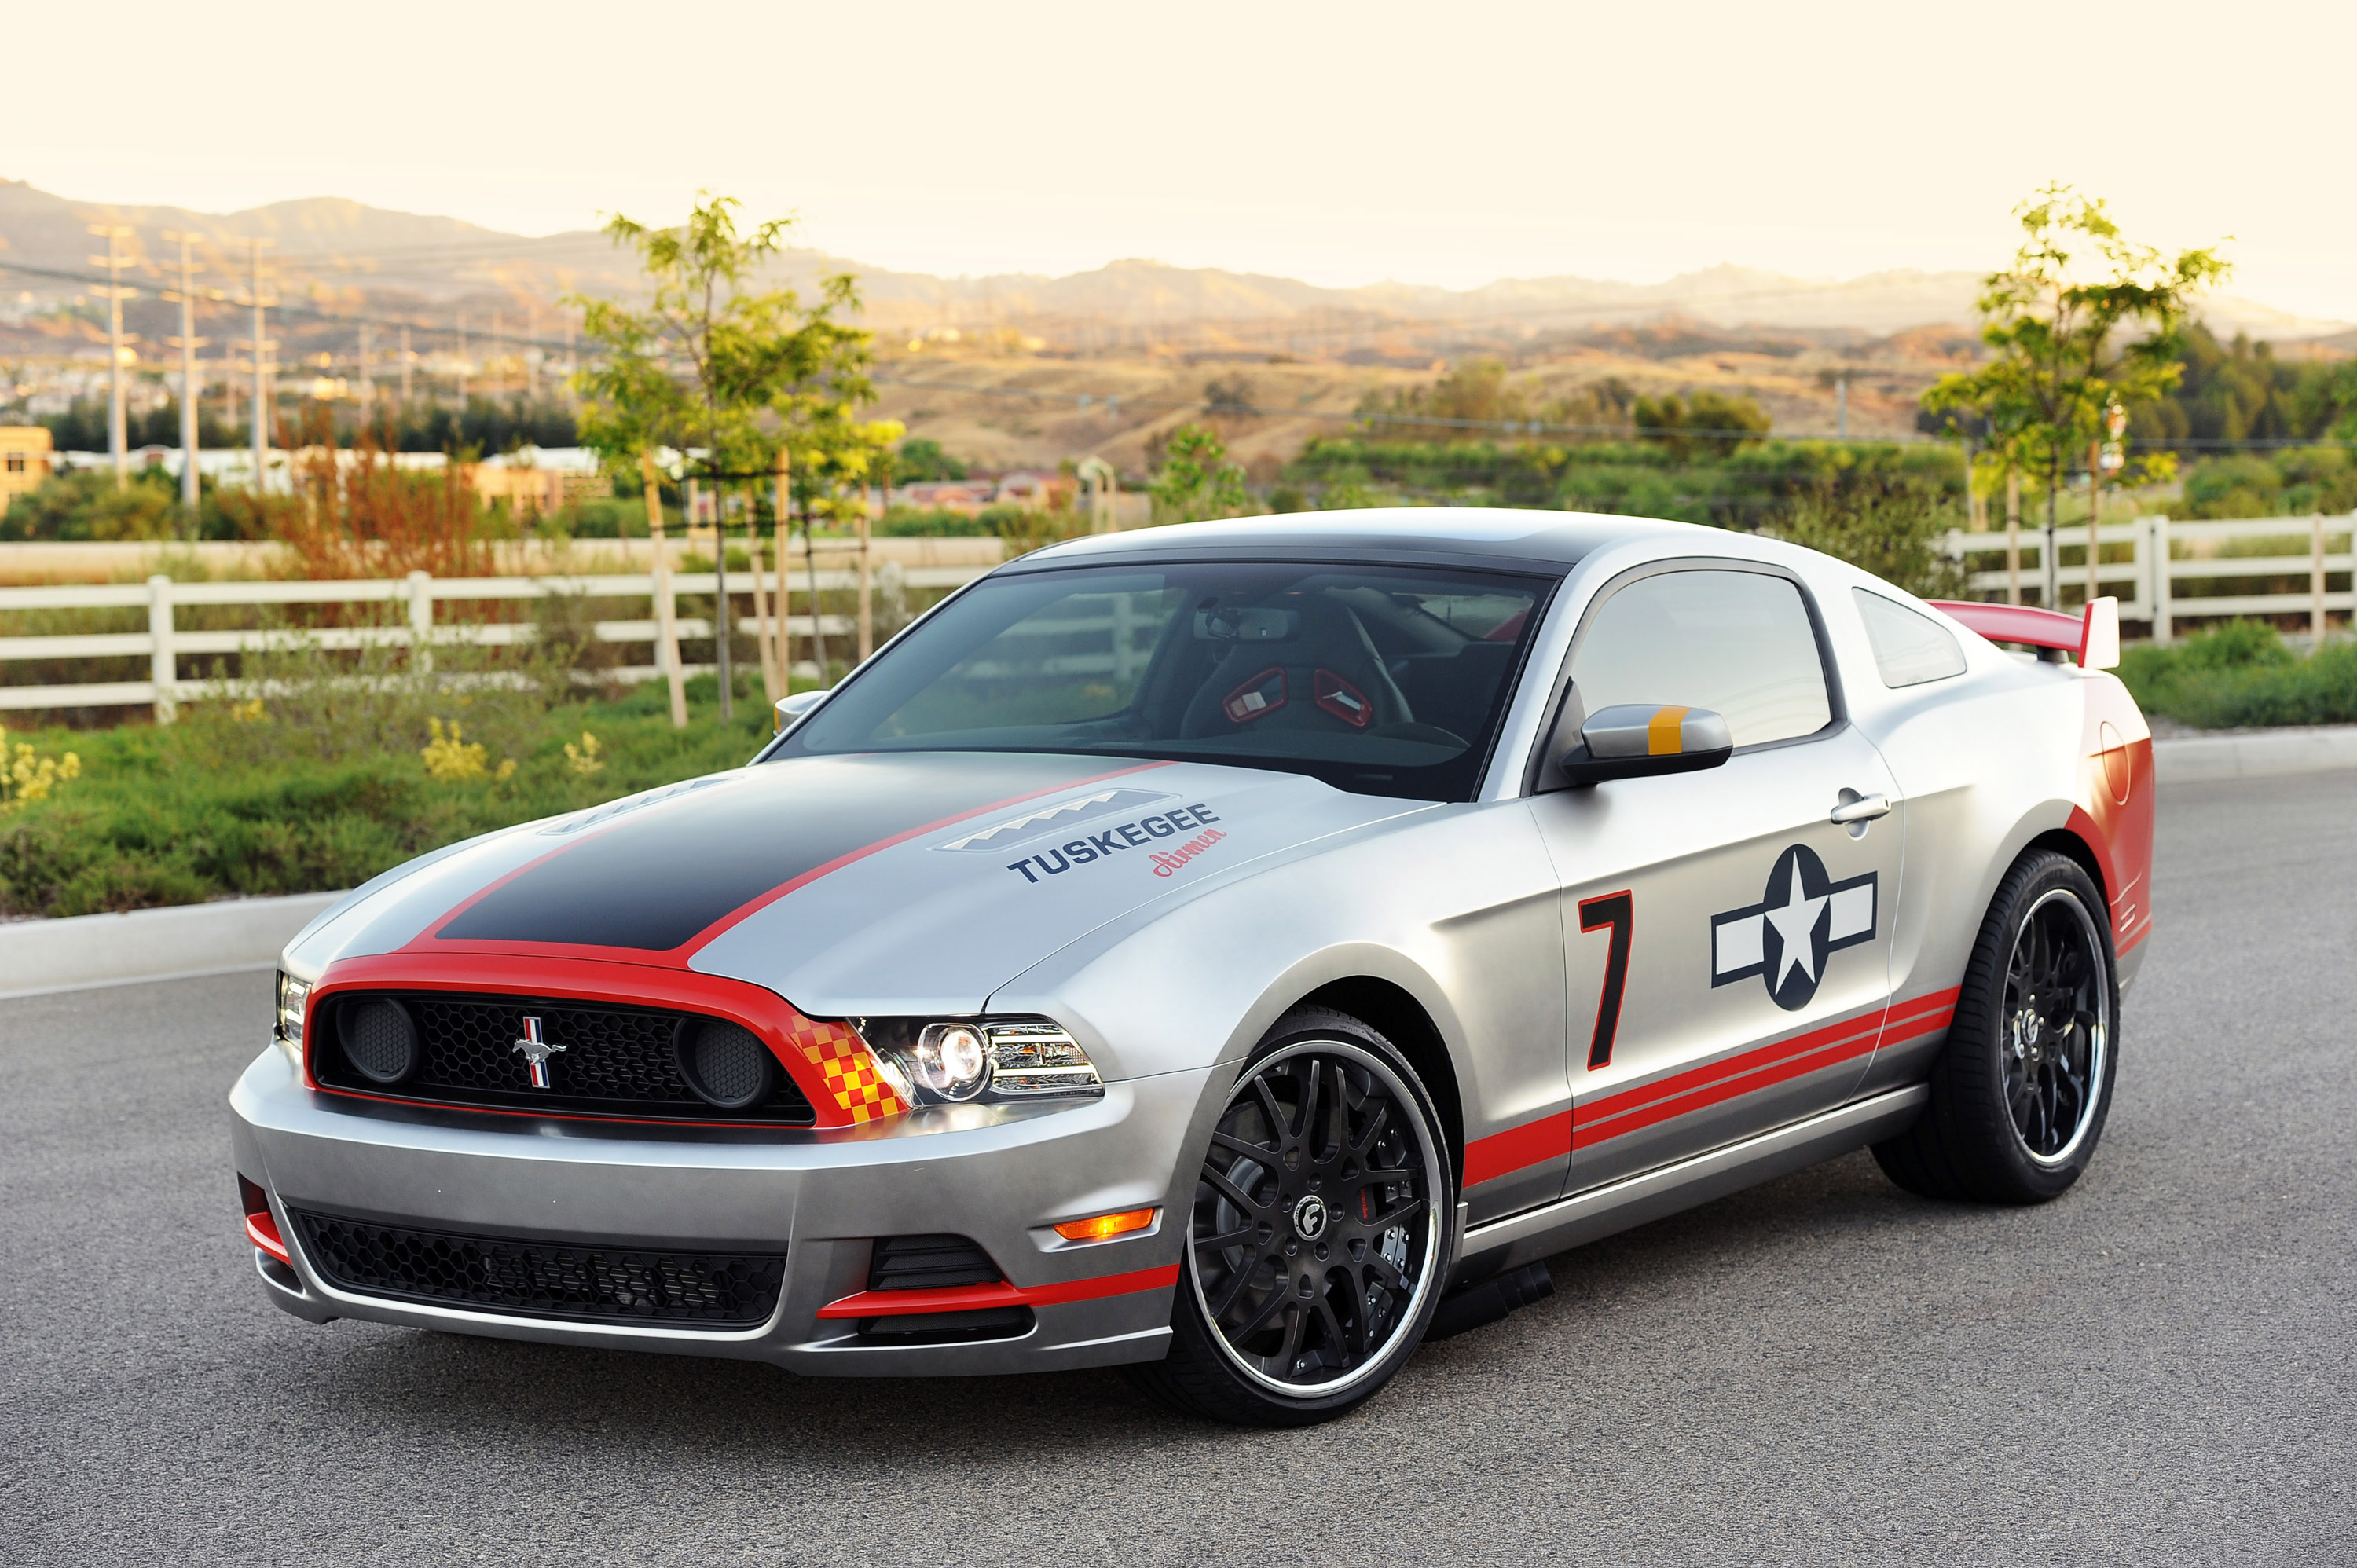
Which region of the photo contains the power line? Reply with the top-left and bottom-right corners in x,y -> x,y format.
5,257 -> 2348,454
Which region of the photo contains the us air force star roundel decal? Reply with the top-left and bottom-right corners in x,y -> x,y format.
1710,844 -> 1878,1011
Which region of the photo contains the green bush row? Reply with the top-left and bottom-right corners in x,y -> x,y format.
2117,621 -> 2357,727
0,674 -> 776,919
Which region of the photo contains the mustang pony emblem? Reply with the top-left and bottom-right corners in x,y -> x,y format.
513,1015 -> 565,1089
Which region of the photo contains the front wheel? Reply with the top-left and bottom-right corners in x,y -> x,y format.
1874,850 -> 2120,1203
1130,1008 -> 1453,1426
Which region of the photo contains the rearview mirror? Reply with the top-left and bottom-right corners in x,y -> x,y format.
1559,703 -> 1733,786
774,689 -> 827,734
1193,606 -> 1298,643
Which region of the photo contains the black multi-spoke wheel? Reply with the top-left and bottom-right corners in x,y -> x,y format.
1131,1008 -> 1450,1426
1874,851 -> 2120,1204
2002,888 -> 2110,1164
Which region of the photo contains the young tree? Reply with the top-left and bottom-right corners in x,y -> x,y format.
1149,423 -> 1250,524
570,192 -> 873,719
1923,185 -> 2229,605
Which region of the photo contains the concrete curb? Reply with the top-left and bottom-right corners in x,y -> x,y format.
2151,725 -> 2357,785
0,891 -> 346,1001
0,726 -> 2346,999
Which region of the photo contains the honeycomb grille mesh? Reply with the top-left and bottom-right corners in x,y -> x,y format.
317,992 -> 815,1123
292,1211 -> 786,1325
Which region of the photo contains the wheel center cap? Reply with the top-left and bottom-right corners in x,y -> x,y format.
1292,1193 -> 1329,1240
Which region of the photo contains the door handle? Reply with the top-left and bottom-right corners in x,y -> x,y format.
1829,792 -> 1893,825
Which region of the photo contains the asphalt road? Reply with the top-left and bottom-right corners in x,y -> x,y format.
3,771 -> 2352,1566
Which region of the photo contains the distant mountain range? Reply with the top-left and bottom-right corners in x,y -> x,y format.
2,178 -> 2347,346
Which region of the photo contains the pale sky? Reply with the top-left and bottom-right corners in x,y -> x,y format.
11,0 -> 2355,320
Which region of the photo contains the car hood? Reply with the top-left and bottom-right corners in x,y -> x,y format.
287,750 -> 1424,1016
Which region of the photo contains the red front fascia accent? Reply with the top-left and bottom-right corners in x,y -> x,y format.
302,952 -> 878,1129
240,1176 -> 292,1265
1460,989 -> 1962,1188
816,1263 -> 1180,1319
244,1213 -> 291,1265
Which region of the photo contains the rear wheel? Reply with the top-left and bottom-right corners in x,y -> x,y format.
1874,850 -> 2119,1203
1130,1008 -> 1451,1426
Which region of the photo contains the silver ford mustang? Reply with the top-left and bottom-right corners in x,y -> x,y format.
232,510 -> 2154,1425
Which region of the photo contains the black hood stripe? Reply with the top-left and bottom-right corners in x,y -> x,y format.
429,753 -> 1160,954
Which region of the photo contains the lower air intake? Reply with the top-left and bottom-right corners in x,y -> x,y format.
869,1233 -> 1002,1291
291,1211 -> 785,1327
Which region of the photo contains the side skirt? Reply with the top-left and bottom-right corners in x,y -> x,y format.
1456,1084 -> 1929,1277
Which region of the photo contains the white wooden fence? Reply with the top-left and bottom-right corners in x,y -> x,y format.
1949,512 -> 2355,642
0,562 -> 990,716
2,513 -> 2350,716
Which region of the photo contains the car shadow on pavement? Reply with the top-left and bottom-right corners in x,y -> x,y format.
273,1145 -> 1954,1459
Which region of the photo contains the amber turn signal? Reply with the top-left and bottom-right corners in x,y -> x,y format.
1053,1207 -> 1157,1242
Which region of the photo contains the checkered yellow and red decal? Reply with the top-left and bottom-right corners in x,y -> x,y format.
783,1014 -> 907,1124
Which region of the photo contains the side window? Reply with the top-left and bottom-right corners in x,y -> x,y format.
1570,569 -> 1832,747
1853,588 -> 1967,687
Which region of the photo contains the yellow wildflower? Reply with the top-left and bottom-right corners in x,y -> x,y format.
420,717 -> 512,783
563,731 -> 605,777
0,724 -> 83,814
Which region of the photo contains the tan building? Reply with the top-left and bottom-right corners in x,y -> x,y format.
0,427 -> 53,508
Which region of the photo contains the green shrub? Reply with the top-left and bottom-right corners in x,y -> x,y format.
2117,621 -> 2357,727
0,674 -> 777,918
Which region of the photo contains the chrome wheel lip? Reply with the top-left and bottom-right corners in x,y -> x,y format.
1188,1037 -> 1446,1401
2005,887 -> 2111,1169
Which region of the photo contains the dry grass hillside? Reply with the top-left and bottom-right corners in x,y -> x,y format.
871,321 -> 1979,479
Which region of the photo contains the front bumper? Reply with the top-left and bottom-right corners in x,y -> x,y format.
229,1045 -> 1208,1376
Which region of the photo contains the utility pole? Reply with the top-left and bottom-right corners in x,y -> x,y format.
456,313 -> 468,404
357,321 -> 372,411
399,324 -> 413,405
160,231 -> 208,518
1835,373 -> 1849,441
87,225 -> 138,489
239,238 -> 275,493
492,310 -> 503,396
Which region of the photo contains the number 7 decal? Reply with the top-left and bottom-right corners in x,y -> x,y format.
1578,890 -> 1633,1070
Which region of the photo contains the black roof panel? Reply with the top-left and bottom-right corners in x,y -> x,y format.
1006,507 -> 1701,575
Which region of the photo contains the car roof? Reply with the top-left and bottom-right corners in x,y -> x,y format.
1005,507 -> 1705,575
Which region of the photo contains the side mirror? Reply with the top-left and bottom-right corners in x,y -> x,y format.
774,688 -> 827,734
1559,703 -> 1733,786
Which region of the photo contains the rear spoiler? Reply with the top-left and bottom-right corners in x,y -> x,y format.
1927,596 -> 2119,671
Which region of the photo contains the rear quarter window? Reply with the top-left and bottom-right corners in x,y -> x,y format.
1854,588 -> 1967,687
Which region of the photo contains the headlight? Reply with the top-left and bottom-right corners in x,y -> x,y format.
274,972 -> 310,1067
861,1016 -> 1102,1107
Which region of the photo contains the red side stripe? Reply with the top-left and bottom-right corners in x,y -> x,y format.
1462,1109 -> 1575,1188
1574,1016 -> 1886,1145
816,1263 -> 1179,1319
1458,986 -> 1964,1187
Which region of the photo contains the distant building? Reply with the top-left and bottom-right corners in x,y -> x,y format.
890,479 -> 997,516
0,426 -> 53,507
469,447 -> 610,517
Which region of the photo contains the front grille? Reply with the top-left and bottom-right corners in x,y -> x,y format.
870,1233 -> 1002,1291
313,991 -> 815,1124
291,1211 -> 786,1326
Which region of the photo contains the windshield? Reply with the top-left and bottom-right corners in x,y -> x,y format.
772,561 -> 1553,800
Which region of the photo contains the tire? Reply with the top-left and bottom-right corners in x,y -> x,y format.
1873,850 -> 2120,1204
1128,1007 -> 1454,1426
